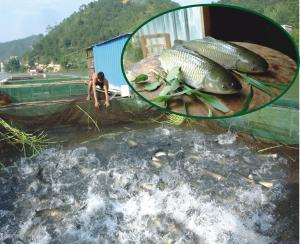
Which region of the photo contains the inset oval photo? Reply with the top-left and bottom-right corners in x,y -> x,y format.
122,5 -> 298,118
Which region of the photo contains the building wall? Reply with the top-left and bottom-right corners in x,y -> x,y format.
93,34 -> 130,89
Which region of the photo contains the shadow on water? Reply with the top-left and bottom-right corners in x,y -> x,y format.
0,122 -> 298,243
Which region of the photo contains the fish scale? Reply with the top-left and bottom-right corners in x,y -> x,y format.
159,46 -> 242,94
182,37 -> 268,73
160,48 -> 208,88
197,42 -> 237,68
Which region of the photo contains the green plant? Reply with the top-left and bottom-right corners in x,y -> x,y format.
0,118 -> 52,158
133,67 -> 291,116
132,67 -> 231,117
4,57 -> 21,73
76,105 -> 101,132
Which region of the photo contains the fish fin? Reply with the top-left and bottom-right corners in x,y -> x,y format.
203,36 -> 217,42
173,39 -> 185,46
233,59 -> 239,70
173,45 -> 201,57
223,63 -> 232,69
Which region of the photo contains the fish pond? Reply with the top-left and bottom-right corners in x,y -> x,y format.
0,123 -> 298,243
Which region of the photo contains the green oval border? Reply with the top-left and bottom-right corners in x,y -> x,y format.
121,3 -> 299,120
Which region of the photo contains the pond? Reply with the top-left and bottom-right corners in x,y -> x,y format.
0,123 -> 298,243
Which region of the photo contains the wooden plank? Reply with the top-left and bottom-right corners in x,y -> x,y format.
142,33 -> 171,39
202,6 -> 211,36
127,42 -> 297,117
140,33 -> 171,58
140,35 -> 148,58
146,44 -> 166,48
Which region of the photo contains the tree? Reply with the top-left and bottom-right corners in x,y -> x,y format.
46,25 -> 53,33
4,57 -> 21,73
24,0 -> 179,69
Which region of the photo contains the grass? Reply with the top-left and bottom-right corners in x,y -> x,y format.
132,67 -> 231,117
133,67 -> 290,116
152,113 -> 192,126
0,118 -> 52,158
163,114 -> 186,126
76,105 -> 101,132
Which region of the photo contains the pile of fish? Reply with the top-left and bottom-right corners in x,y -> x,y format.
0,126 -> 292,243
159,36 -> 269,94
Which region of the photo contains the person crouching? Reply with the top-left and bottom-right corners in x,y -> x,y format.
87,71 -> 110,108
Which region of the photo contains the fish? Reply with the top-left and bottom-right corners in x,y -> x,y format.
152,156 -> 162,168
152,156 -> 161,162
35,208 -> 65,219
159,46 -> 242,94
128,140 -> 138,147
176,37 -> 268,73
155,151 -> 167,157
257,181 -> 273,188
202,169 -> 225,181
236,172 -> 273,188
140,183 -> 156,191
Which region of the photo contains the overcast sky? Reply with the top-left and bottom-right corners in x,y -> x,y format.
0,0 -> 213,43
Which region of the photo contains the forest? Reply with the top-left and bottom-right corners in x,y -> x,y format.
0,35 -> 42,61
23,0 -> 179,70
20,0 -> 298,71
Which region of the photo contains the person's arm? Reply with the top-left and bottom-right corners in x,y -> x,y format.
92,74 -> 99,107
86,78 -> 92,100
103,79 -> 110,107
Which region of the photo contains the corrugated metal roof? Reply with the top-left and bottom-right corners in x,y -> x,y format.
85,33 -> 132,50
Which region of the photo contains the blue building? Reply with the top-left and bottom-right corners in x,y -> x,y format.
86,33 -> 131,90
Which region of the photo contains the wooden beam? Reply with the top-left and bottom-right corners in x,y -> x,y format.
202,6 -> 211,36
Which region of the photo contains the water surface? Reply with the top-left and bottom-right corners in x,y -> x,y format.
0,125 -> 296,243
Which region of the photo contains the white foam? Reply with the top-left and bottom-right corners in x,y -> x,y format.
0,126 -> 290,243
217,131 -> 237,145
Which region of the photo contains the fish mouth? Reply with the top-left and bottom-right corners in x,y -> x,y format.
247,60 -> 269,73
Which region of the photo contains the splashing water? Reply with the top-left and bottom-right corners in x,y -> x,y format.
0,126 -> 292,243
217,130 -> 237,145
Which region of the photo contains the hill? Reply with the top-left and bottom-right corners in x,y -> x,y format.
24,0 -> 179,69
217,0 -> 299,44
0,35 -> 42,61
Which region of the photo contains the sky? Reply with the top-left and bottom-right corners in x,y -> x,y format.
0,0 -> 213,43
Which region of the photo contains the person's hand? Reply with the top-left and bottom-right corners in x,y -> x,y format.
95,101 -> 99,108
104,100 -> 110,107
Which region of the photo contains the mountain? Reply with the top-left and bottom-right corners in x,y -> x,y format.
0,35 -> 43,61
217,0 -> 299,44
24,0 -> 179,68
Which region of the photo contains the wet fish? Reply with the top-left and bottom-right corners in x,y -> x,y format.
176,37 -> 268,73
258,153 -> 278,159
35,208 -> 65,219
202,169 -> 225,181
152,156 -> 161,162
155,151 -> 167,157
159,46 -> 242,94
257,181 -> 273,188
237,172 -> 273,188
140,183 -> 156,191
152,156 -> 162,168
128,140 -> 138,147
